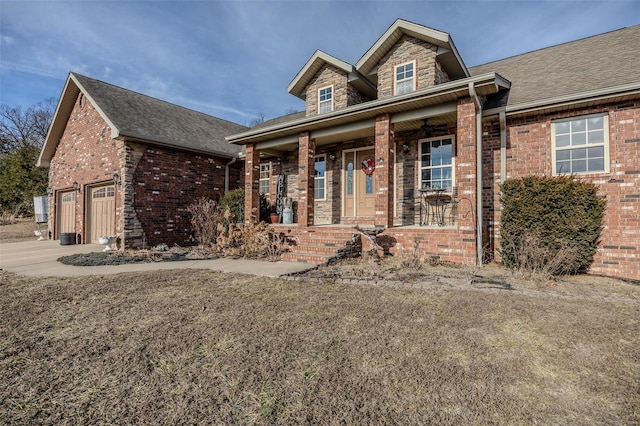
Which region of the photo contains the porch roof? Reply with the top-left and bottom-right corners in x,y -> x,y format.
226,72 -> 510,148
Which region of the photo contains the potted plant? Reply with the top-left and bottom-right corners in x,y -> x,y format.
269,205 -> 279,224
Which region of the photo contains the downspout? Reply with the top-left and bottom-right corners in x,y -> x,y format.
469,82 -> 483,266
499,111 -> 507,183
224,156 -> 237,193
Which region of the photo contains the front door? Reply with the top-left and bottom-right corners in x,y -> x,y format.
88,185 -> 115,243
343,149 -> 375,217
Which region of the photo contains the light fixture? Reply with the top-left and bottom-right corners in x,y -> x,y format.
72,181 -> 81,192
402,142 -> 410,153
328,153 -> 336,161
113,172 -> 122,187
46,186 -> 53,196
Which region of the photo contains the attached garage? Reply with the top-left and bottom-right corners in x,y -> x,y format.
38,72 -> 246,248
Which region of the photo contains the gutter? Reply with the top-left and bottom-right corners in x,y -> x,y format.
468,82 -> 483,267
224,157 -> 237,193
499,111 -> 507,182
227,73 -> 508,145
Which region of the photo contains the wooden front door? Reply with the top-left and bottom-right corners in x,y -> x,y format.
343,149 -> 375,217
88,185 -> 115,243
58,191 -> 75,236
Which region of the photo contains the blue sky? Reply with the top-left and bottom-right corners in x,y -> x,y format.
1,0 -> 638,126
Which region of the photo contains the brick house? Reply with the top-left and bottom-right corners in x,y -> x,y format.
227,19 -> 640,280
38,73 -> 246,248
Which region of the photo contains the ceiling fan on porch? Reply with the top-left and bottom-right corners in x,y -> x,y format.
421,118 -> 435,138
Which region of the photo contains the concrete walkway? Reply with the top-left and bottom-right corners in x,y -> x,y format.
0,240 -> 317,278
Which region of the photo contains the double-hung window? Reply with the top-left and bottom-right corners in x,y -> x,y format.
314,155 -> 326,200
259,163 -> 270,195
552,114 -> 609,175
318,86 -> 333,114
420,136 -> 454,190
394,61 -> 415,95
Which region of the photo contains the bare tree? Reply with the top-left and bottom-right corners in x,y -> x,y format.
0,98 -> 55,154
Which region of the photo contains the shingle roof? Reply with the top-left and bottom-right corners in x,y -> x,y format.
468,25 -> 640,110
73,73 -> 246,157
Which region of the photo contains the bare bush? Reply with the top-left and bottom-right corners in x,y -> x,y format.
400,238 -> 423,269
187,197 -> 222,249
512,233 -> 581,280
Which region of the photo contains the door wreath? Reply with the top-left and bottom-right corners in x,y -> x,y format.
361,158 -> 375,176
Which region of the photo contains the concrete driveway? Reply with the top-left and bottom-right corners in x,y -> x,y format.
0,240 -> 316,278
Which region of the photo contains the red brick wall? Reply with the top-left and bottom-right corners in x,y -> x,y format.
488,102 -> 640,280
374,114 -> 394,228
48,92 -> 242,248
131,146 -> 240,247
297,132 -> 315,226
48,93 -> 122,242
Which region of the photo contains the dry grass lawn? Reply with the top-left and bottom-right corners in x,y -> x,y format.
0,218 -> 41,243
1,267 -> 638,424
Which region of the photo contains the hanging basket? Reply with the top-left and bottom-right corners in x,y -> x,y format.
361,158 -> 375,176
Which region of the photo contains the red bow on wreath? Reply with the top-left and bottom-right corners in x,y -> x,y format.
361,159 -> 375,176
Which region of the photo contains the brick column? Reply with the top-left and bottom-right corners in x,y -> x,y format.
244,143 -> 260,224
456,98 -> 478,265
297,132 -> 315,226
374,114 -> 394,228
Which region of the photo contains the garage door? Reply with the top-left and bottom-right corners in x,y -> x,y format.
88,185 -> 115,244
58,191 -> 75,235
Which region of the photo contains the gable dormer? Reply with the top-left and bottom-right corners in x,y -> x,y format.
356,19 -> 469,100
288,50 -> 375,116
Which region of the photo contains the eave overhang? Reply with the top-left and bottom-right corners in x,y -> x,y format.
38,73 -> 122,167
483,82 -> 640,119
227,73 -> 510,147
288,50 -> 358,99
38,73 -> 240,167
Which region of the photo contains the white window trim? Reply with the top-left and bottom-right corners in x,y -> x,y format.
394,60 -> 416,96
259,162 -> 270,195
314,154 -> 327,201
551,113 -> 610,176
318,85 -> 333,114
418,135 -> 456,192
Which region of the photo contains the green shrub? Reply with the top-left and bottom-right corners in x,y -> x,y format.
499,175 -> 605,275
220,189 -> 244,224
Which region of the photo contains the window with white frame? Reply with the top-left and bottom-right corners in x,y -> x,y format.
314,155 -> 326,200
394,61 -> 415,95
420,137 -> 454,190
552,114 -> 609,175
318,86 -> 333,114
259,163 -> 270,195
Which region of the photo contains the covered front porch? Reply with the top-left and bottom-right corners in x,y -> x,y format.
227,74 -> 510,265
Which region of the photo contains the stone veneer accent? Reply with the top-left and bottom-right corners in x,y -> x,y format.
377,35 -> 449,99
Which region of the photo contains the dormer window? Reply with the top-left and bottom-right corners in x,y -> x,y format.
318,86 -> 333,113
394,61 -> 415,95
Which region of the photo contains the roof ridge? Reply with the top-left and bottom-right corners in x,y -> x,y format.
468,24 -> 637,69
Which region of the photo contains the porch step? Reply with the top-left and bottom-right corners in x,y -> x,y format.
283,227 -> 361,264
